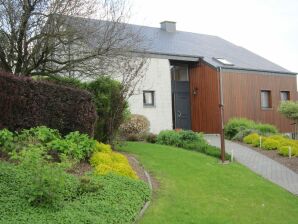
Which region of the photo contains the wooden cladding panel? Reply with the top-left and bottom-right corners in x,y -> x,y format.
222,71 -> 297,132
189,63 -> 221,133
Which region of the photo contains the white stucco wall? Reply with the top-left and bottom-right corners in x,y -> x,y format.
128,58 -> 173,134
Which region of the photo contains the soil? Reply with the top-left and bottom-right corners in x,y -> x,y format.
67,162 -> 93,176
237,141 -> 298,174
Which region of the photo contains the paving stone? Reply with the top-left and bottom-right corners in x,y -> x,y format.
205,134 -> 298,195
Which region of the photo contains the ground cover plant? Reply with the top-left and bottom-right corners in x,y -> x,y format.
156,130 -> 230,160
0,127 -> 150,224
117,142 -> 298,224
224,118 -> 278,140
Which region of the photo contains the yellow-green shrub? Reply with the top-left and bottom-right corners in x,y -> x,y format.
243,133 -> 261,147
90,147 -> 138,179
262,138 -> 279,150
278,146 -> 298,157
90,152 -> 113,167
94,141 -> 112,153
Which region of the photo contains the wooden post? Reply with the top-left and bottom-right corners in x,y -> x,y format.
218,67 -> 225,163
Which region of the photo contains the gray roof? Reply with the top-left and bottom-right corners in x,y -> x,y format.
68,16 -> 295,74
127,23 -> 295,74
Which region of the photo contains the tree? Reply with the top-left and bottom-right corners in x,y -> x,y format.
0,0 -> 147,79
278,101 -> 298,139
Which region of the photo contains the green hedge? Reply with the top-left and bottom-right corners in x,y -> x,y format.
156,130 -> 230,160
225,118 -> 278,140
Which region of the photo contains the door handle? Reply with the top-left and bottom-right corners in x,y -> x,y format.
177,111 -> 182,118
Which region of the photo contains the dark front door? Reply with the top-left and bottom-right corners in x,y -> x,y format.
172,81 -> 191,130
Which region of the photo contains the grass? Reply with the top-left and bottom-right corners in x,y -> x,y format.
0,160 -> 150,224
117,142 -> 298,224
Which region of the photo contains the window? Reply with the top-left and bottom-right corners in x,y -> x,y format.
280,91 -> 290,101
143,91 -> 155,106
213,57 -> 234,66
170,64 -> 189,81
261,90 -> 272,109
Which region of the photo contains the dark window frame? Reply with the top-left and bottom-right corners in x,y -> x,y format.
143,90 -> 155,107
280,91 -> 290,101
260,90 -> 272,109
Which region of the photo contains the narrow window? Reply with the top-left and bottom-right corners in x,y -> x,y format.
143,91 -> 155,106
261,90 -> 272,109
280,91 -> 290,101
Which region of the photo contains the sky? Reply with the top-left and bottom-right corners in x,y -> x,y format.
129,0 -> 298,73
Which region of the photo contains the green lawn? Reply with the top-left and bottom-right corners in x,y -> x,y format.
117,142 -> 298,224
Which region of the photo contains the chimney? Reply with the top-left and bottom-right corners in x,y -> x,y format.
160,21 -> 176,32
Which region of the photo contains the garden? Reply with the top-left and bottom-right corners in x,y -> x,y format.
224,117 -> 298,173
1,72 -> 298,224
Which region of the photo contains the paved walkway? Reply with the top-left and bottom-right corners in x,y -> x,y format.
205,134 -> 298,195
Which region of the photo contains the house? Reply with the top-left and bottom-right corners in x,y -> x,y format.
126,21 -> 297,134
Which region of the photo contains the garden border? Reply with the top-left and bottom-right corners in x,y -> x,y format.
130,156 -> 153,224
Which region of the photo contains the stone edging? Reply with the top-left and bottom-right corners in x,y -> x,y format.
131,157 -> 153,224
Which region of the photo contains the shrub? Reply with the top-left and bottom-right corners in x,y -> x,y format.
94,141 -> 112,153
65,131 -> 96,159
120,114 -> 150,141
224,118 -> 255,139
255,123 -> 278,135
243,133 -> 261,147
85,77 -> 129,143
262,138 -> 279,150
145,133 -> 157,143
225,118 -> 279,140
278,146 -> 298,157
156,130 -> 181,146
157,130 -> 207,148
0,127 -> 96,162
90,149 -> 137,179
46,131 -> 96,161
0,72 -> 97,136
155,130 -> 229,159
0,128 -> 14,153
232,128 -> 259,141
17,126 -> 61,144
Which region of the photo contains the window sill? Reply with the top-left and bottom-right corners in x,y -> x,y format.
261,108 -> 273,111
143,105 -> 156,108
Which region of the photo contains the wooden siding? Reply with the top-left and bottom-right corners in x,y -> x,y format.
222,70 -> 298,132
189,62 -> 221,133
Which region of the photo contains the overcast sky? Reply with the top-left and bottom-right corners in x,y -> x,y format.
129,0 -> 298,73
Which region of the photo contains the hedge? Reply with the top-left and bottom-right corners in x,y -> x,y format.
0,71 -> 97,136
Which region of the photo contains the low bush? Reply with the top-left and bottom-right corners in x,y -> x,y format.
262,138 -> 279,150
224,118 -> 255,139
94,141 -> 112,153
0,126 -> 96,162
225,118 -> 278,140
255,123 -> 278,135
120,114 -> 150,141
17,126 -> 61,144
243,133 -> 261,147
145,133 -> 158,143
232,128 -> 259,141
0,128 -> 14,153
90,143 -> 137,179
278,146 -> 298,157
156,130 -> 230,160
156,130 -> 181,146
